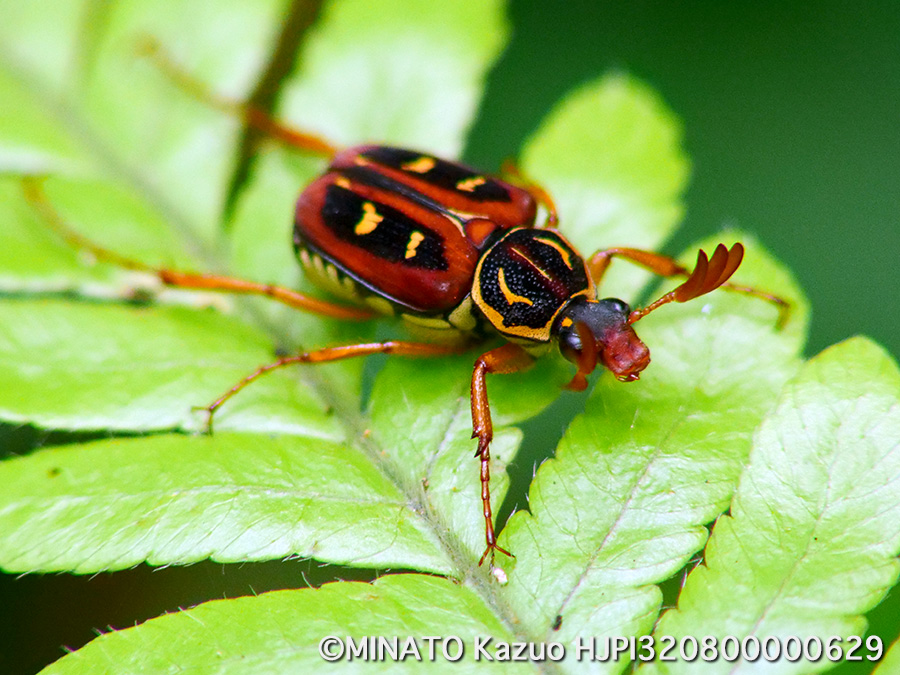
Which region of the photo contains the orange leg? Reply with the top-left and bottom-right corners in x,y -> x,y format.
500,159 -> 559,229
204,340 -> 465,432
470,343 -> 535,566
587,244 -> 791,327
22,178 -> 375,321
137,36 -> 339,158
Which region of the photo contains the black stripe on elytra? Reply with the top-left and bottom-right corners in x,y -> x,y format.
340,166 -> 451,218
320,183 -> 448,271
360,147 -> 512,202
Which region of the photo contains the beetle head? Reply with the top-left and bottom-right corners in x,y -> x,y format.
554,297 -> 650,391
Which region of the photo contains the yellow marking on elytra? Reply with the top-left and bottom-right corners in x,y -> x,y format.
561,317 -> 573,328
355,202 -> 383,235
402,156 -> 436,173
405,231 -> 425,259
498,267 -> 533,306
457,176 -> 486,192
335,177 -> 351,189
354,156 -> 369,166
535,236 -> 573,268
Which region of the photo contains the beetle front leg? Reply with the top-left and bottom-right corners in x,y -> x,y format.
470,343 -> 535,566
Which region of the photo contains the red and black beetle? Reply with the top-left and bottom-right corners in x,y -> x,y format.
25,57 -> 788,567
285,142 -> 755,564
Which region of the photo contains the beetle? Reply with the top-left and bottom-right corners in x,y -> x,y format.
25,52 -> 788,567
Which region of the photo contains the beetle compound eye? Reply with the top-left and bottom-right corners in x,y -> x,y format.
598,298 -> 631,317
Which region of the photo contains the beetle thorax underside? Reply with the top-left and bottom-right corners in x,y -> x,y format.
471,227 -> 594,343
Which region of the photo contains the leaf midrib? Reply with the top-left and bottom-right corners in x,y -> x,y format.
0,49 -> 213,268
549,409 -> 690,639
548,347 -> 729,641
726,393 -> 861,674
4,484 -> 413,506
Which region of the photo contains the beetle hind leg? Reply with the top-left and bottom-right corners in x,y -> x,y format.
21,178 -> 376,321
136,35 -> 339,158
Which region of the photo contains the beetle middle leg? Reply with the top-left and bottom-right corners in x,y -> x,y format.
203,340 -> 466,432
470,343 -> 535,566
587,245 -> 791,327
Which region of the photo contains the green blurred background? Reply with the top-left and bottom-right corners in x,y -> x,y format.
469,0 -> 900,362
2,1 -> 899,673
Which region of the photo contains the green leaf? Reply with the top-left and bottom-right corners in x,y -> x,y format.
496,235 -> 806,648
0,434 -> 451,573
644,337 -> 900,674
0,179 -> 83,285
0,0 -> 288,234
0,0 -> 87,93
874,638 -> 900,674
369,354 -> 565,561
0,0 -> 513,580
278,0 -> 509,154
6,3 -> 882,675
522,74 -> 690,299
0,298 -> 339,436
75,0 -> 293,232
0,64 -> 92,174
39,575 -> 530,674
228,149 -> 317,289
